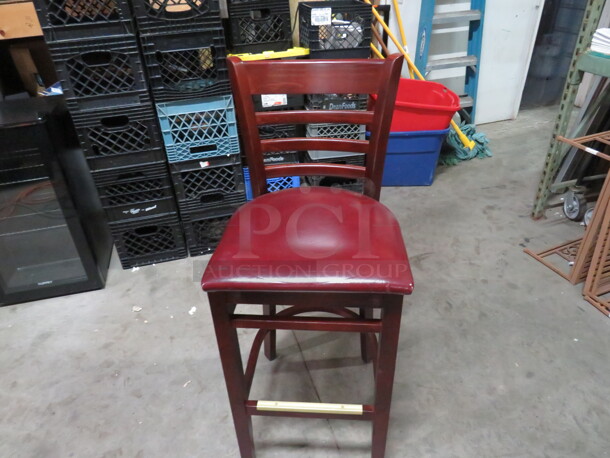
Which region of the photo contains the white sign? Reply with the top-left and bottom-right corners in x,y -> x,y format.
311,7 -> 332,26
261,94 -> 288,108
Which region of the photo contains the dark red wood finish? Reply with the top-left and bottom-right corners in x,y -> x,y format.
227,55 -> 403,201
203,55 -> 412,458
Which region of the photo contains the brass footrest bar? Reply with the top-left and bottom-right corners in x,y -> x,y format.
258,400 -> 363,414
231,314 -> 382,333
247,400 -> 374,421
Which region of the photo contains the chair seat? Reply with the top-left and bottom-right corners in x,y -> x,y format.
201,187 -> 413,294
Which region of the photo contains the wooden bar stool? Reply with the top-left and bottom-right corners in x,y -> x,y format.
201,54 -> 413,458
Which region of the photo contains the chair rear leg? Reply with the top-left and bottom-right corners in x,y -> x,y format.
360,307 -> 374,363
263,304 -> 277,361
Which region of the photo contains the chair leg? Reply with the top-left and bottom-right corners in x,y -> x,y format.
263,304 -> 277,361
360,307 -> 374,363
371,298 -> 403,458
209,293 -> 256,458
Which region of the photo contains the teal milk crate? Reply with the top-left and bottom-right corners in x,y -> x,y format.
382,129 -> 449,186
156,95 -> 240,163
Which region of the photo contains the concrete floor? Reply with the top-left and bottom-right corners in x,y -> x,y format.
2,106 -> 610,458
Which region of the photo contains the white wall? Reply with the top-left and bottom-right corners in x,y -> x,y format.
385,0 -> 422,76
476,0 -> 545,124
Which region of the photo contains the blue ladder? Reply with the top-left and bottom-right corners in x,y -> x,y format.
415,0 -> 485,123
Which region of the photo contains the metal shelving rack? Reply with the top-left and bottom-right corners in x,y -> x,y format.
531,0 -> 607,219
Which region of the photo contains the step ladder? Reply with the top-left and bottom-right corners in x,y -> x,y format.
415,0 -> 485,124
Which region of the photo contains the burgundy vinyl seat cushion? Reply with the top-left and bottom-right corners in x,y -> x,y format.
201,187 -> 413,294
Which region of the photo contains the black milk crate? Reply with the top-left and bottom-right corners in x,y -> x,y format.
258,124 -> 300,164
305,175 -> 364,193
33,0 -> 134,42
305,149 -> 365,194
131,0 -> 221,35
110,213 -> 187,269
141,27 -> 230,103
259,123 -> 298,139
228,0 -> 292,54
92,162 -> 177,222
238,123 -> 300,164
182,206 -> 236,256
72,104 -> 164,170
170,155 -> 246,213
49,36 -> 149,113
299,1 -> 372,59
306,93 -> 368,110
305,150 -> 365,166
157,95 -> 240,162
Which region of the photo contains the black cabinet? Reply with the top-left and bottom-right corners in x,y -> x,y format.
0,97 -> 112,306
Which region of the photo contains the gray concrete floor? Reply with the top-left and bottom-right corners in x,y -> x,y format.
2,106 -> 610,458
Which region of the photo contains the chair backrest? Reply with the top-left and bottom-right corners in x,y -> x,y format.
227,54 -> 403,201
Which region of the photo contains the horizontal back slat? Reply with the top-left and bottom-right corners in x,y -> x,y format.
256,110 -> 374,126
260,138 -> 369,154
244,59 -> 387,94
265,163 -> 366,179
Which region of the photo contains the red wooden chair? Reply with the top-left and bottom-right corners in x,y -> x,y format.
201,54 -> 413,458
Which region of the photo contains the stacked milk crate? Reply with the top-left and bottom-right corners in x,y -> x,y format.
299,0 -> 372,192
131,0 -> 246,256
33,0 -> 185,269
224,0 -> 303,200
226,0 -> 293,54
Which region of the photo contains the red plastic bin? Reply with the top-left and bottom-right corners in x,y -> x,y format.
373,78 -> 460,132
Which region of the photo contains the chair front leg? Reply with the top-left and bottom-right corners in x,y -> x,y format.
371,297 -> 403,458
209,292 -> 256,458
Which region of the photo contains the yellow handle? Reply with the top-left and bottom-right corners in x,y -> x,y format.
370,43 -> 384,59
364,0 -> 475,150
450,120 -> 475,150
392,0 -> 408,49
391,0 -> 414,78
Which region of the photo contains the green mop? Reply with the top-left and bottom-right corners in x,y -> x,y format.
440,120 -> 493,166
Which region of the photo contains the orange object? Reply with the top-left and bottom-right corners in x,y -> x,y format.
0,2 -> 42,40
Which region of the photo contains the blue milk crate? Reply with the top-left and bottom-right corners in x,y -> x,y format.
243,167 -> 300,200
156,95 -> 240,162
382,129 -> 449,186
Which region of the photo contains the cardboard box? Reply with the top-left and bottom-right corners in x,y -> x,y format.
9,40 -> 58,96
0,2 -> 42,40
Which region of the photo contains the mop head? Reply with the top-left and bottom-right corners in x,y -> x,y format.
440,122 -> 492,166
